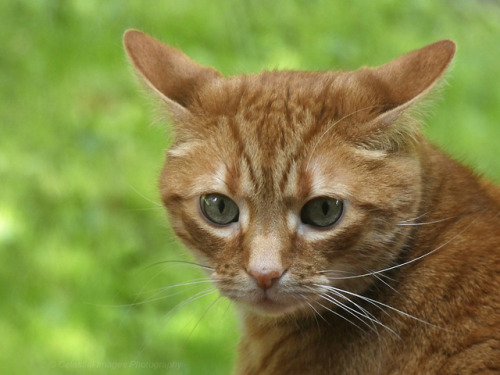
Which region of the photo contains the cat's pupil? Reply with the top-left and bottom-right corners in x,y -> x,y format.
218,199 -> 226,214
322,201 -> 329,216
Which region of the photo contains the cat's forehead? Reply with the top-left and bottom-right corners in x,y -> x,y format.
194,73 -> 335,160
203,71 -> 342,120
195,70 -> 392,140
168,71 -> 388,200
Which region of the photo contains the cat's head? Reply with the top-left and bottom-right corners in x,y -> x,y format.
124,30 -> 455,316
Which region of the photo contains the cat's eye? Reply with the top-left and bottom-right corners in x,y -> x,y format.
200,194 -> 239,225
300,197 -> 343,228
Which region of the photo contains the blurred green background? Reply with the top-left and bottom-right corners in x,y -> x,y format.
1,0 -> 499,374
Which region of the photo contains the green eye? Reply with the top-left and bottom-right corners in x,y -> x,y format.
200,194 -> 239,225
300,197 -> 343,228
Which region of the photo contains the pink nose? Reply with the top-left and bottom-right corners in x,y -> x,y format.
247,268 -> 285,289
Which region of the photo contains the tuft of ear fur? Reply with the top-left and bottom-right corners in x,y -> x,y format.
350,40 -> 456,151
123,30 -> 221,117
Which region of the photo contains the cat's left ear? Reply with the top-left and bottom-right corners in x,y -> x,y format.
354,40 -> 456,150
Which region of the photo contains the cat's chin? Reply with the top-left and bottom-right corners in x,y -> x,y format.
241,297 -> 305,317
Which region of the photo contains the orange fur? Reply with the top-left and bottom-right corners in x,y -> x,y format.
124,30 -> 500,374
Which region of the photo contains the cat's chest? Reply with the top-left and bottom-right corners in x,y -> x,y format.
236,329 -> 430,375
234,284 -> 452,375
235,314 -> 378,375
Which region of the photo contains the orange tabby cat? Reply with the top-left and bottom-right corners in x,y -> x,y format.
124,30 -> 500,374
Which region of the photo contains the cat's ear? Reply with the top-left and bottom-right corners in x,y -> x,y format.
123,30 -> 221,117
353,40 -> 456,150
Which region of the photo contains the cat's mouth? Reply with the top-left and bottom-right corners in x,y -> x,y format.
238,288 -> 314,316
251,294 -> 293,315
219,284 -> 302,315
218,274 -> 328,316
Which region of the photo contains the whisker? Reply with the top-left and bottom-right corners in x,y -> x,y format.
372,274 -> 399,295
221,298 -> 233,317
141,278 -> 215,300
129,263 -> 190,308
314,300 -> 367,333
314,283 -> 440,330
183,295 -> 222,345
319,293 -> 380,334
304,298 -> 329,328
291,292 -> 324,330
305,285 -> 377,333
322,289 -> 400,339
376,272 -> 396,283
305,301 -> 322,331
163,288 -> 219,323
128,207 -> 164,212
119,285 -> 213,308
327,288 -> 380,322
128,184 -> 163,207
86,278 -> 214,309
319,269 -> 357,275
148,278 -> 214,293
127,259 -> 214,310
146,259 -> 214,271
398,211 -> 432,223
325,289 -> 401,339
366,216 -> 478,277
323,216 -> 479,281
396,216 -> 456,226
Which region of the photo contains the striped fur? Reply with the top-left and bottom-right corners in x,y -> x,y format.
125,31 -> 500,374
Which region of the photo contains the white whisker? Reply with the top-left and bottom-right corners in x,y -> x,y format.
372,274 -> 399,295
396,216 -> 456,226
315,300 -> 367,333
324,217 -> 478,281
314,283 -> 441,330
305,300 -> 328,329
305,285 -> 378,332
319,269 -> 357,276
367,217 -> 478,276
306,302 -> 322,332
319,293 -> 380,334
163,288 -> 219,322
183,295 -> 222,345
398,211 -> 432,223
322,289 -> 401,339
128,184 -> 163,207
141,278 -> 215,301
146,259 -> 214,271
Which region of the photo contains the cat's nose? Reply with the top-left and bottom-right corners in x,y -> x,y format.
247,268 -> 285,290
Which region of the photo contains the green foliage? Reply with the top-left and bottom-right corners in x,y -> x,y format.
1,1 -> 499,374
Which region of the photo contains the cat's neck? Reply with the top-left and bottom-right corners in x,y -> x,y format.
411,141 -> 500,256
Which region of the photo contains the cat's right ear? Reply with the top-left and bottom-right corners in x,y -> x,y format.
346,40 -> 456,151
123,30 -> 221,117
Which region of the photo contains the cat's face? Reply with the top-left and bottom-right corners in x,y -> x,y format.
159,73 -> 422,316
124,31 -> 455,316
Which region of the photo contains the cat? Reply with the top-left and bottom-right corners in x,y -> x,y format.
124,30 -> 500,374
